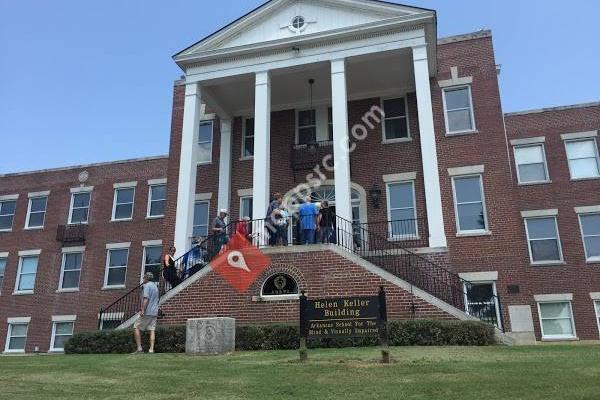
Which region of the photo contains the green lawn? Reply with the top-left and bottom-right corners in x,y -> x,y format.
1,346 -> 600,399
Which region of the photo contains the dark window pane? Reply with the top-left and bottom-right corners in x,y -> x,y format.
445,87 -> 471,109
298,127 -> 317,145
0,200 -> 16,215
526,218 -> 557,239
519,163 -> 547,182
454,177 -> 482,203
384,119 -> 408,140
30,197 -> 47,212
28,212 -> 45,227
61,270 -> 80,289
531,239 -> 561,262
447,109 -> 473,132
151,185 -> 166,201
388,183 -> 414,209
71,208 -> 88,224
114,204 -> 133,220
72,193 -> 90,208
0,215 -> 13,230
194,203 -> 209,226
145,247 -> 162,265
198,122 -> 213,143
584,236 -> 600,259
116,188 -> 134,204
467,283 -> 494,302
581,214 -> 600,236
107,267 -> 126,286
8,336 -> 26,350
244,137 -> 254,157
298,110 -> 316,126
457,203 -> 486,231
150,200 -> 165,217
64,253 -> 82,270
109,249 -> 128,267
383,98 -> 406,118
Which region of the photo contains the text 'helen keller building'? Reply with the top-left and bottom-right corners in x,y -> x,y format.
1,0 -> 600,352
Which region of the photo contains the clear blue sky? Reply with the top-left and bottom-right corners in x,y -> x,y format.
1,0 -> 598,174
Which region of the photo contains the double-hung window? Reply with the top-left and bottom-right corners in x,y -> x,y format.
50,317 -> 75,352
104,245 -> 129,289
537,300 -> 576,340
69,191 -> 91,224
0,198 -> 17,231
240,196 -> 253,220
198,120 -> 213,164
0,255 -> 6,295
142,245 -> 162,283
383,97 -> 409,141
112,184 -> 135,221
452,174 -> 488,234
523,214 -> 563,264
193,201 -> 210,237
5,320 -> 29,353
578,213 -> 600,262
242,118 -> 254,158
565,138 -> 600,180
15,253 -> 39,294
386,181 -> 417,238
514,144 -> 549,184
443,86 -> 475,134
59,250 -> 83,291
25,194 -> 48,229
297,109 -> 317,145
147,183 -> 166,218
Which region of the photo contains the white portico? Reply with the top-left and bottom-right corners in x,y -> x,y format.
172,0 -> 446,253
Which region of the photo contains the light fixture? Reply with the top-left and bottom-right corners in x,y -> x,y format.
369,184 -> 382,209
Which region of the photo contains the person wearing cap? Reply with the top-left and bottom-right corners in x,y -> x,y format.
213,209 -> 229,252
133,272 -> 160,353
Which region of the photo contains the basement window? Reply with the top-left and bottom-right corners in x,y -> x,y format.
537,301 -> 576,340
259,273 -> 299,301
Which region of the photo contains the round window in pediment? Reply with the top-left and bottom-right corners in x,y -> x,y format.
291,15 -> 306,31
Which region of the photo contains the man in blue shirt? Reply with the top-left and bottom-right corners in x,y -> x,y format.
298,196 -> 319,245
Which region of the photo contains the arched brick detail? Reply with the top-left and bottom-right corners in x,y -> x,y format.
250,262 -> 306,297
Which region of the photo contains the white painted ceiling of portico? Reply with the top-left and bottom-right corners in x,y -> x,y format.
175,0 -> 434,59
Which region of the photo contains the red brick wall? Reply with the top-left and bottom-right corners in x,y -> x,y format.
159,249 -> 455,325
0,157 -> 167,352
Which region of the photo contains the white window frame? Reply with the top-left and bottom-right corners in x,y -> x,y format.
241,117 -> 255,160
4,318 -> 30,354
451,174 -> 489,235
140,242 -> 163,283
385,180 -> 418,240
442,85 -> 476,135
68,190 -> 92,225
462,280 -> 502,330
577,212 -> 600,262
381,96 -> 411,143
513,144 -> 550,184
0,253 -> 6,296
564,138 -> 600,180
239,196 -> 253,220
14,251 -> 40,295
146,182 -> 166,219
295,108 -> 318,145
193,200 -> 210,238
111,185 -> 136,222
58,248 -> 84,292
24,193 -> 49,230
536,300 -> 577,340
50,316 -> 76,352
198,120 -> 214,164
594,299 -> 600,338
0,196 -> 18,232
524,216 -> 564,265
103,244 -> 130,290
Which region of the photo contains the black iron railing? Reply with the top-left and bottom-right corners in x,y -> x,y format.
356,218 -> 428,249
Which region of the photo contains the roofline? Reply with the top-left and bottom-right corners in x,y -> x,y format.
505,101 -> 600,117
172,0 -> 436,60
438,29 -> 491,45
0,155 -> 168,178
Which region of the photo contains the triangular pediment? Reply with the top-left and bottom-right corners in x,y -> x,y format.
175,0 -> 433,60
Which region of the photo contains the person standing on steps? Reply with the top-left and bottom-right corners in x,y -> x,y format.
162,246 -> 181,289
213,209 -> 229,253
133,272 -> 160,354
298,196 -> 319,245
265,193 -> 283,246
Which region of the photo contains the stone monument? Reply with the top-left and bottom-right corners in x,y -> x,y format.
186,317 -> 236,355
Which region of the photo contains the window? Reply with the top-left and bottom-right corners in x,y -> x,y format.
383,98 -> 409,140
59,252 -> 83,291
0,200 -> 17,231
112,187 -> 135,221
50,320 -> 75,352
242,118 -> 254,158
464,282 -> 501,328
261,273 -> 299,298
15,255 -> 38,293
143,246 -> 162,283
452,175 -> 488,233
198,120 -> 213,164
594,300 -> 600,336
578,213 -> 600,262
99,312 -> 124,330
240,196 -> 253,220
25,196 -> 48,229
538,301 -> 576,339
514,144 -> 549,184
443,86 -> 475,134
565,139 -> 600,179
104,247 -> 129,288
147,184 -> 166,218
193,201 -> 210,237
297,109 -> 317,145
525,217 -> 563,264
386,181 -> 417,238
327,107 -> 334,141
5,323 -> 28,353
69,192 -> 91,224
0,257 -> 6,295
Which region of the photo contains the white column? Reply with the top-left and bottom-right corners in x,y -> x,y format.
217,118 -> 232,214
174,82 -> 202,255
412,45 -> 447,248
252,71 -> 271,245
331,59 -> 353,246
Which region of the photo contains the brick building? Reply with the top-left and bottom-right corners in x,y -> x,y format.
1,0 -> 599,352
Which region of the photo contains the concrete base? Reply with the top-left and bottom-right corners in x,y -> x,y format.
185,317 -> 235,355
505,331 -> 537,345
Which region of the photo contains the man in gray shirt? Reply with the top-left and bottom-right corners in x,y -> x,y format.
134,272 -> 160,353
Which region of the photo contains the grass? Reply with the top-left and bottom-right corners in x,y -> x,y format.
1,346 -> 600,399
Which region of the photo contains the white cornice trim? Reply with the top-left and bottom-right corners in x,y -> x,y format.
106,242 -> 131,250
459,271 -> 498,282
448,165 -> 485,177
561,131 -> 597,141
52,315 -> 77,322
510,136 -> 546,146
521,209 -> 558,218
0,194 -> 19,201
28,191 -> 50,198
0,252 -> 8,258
195,193 -> 213,201
383,172 -> 417,183
237,188 -> 253,197
590,292 -> 600,300
18,249 -> 41,256
575,205 -> 600,214
62,246 -> 85,253
7,317 -> 31,324
142,240 -> 163,247
113,181 -> 138,189
534,293 -> 573,302
71,186 -> 94,194
148,178 -> 167,186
